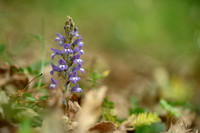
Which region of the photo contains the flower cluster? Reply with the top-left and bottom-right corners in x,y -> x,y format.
49,16 -> 84,93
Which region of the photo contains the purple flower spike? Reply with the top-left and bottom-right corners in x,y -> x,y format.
50,16 -> 85,95
69,76 -> 81,84
71,84 -> 82,93
49,77 -> 58,89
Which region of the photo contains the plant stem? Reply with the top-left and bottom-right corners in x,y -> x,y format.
37,17 -> 46,88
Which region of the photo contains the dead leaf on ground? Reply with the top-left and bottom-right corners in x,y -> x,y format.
164,120 -> 199,133
65,100 -> 81,121
0,65 -> 28,94
76,86 -> 107,133
89,121 -> 116,132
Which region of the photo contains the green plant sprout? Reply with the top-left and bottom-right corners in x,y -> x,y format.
102,96 -> 118,123
88,70 -> 110,89
160,99 -> 181,124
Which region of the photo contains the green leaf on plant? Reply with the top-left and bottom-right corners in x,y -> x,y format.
18,117 -> 32,133
32,116 -> 43,127
160,99 -> 181,117
0,44 -> 5,54
135,123 -> 165,133
39,95 -> 49,101
19,67 -> 24,73
26,97 -> 37,102
26,66 -> 33,74
24,93 -> 32,97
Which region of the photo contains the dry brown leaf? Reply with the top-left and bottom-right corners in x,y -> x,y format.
89,121 -> 116,132
76,86 -> 107,133
0,65 -> 28,95
164,120 -> 199,133
0,119 -> 16,133
65,100 -> 81,121
179,109 -> 196,127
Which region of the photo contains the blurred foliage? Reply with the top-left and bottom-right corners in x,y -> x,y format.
154,67 -> 194,103
0,44 -> 13,64
122,112 -> 161,130
129,96 -> 145,115
0,65 -> 47,131
1,0 -> 200,63
18,117 -> 32,133
102,96 -> 118,123
87,70 -> 110,89
161,77 -> 194,102
1,98 -> 42,127
130,113 -> 160,127
160,99 -> 181,118
0,0 -> 200,132
135,123 -> 166,133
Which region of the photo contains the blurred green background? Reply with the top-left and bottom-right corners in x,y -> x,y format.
1,0 -> 200,63
1,0 -> 200,101
1,0 -> 200,128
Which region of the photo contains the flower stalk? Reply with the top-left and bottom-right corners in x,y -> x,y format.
49,16 -> 85,103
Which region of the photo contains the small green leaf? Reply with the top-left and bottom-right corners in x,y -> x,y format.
102,96 -> 118,123
32,116 -> 42,127
135,123 -> 165,133
18,117 -> 32,133
27,97 -> 37,102
19,67 -> 24,73
11,67 -> 18,73
39,95 -> 49,101
30,33 -> 44,41
26,66 -> 33,74
33,70 -> 40,75
123,112 -> 161,129
24,93 -> 32,97
160,99 -> 181,117
0,44 -> 5,54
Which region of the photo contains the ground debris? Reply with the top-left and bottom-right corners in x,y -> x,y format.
89,121 -> 116,133
76,86 -> 107,133
164,120 -> 199,133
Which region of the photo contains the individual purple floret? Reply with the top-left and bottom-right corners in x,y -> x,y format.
51,48 -> 64,59
50,59 -> 68,75
72,37 -> 82,46
49,16 -> 84,95
71,53 -> 81,61
69,76 -> 81,84
55,33 -> 66,46
71,84 -> 82,93
74,59 -> 83,65
49,77 -> 58,89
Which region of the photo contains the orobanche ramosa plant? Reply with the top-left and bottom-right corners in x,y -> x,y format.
49,16 -> 85,104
